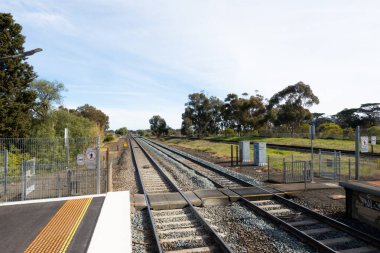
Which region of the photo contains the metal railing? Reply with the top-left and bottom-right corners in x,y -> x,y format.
0,137 -> 107,202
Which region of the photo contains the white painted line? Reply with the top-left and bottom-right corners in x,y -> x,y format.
87,191 -> 131,253
0,194 -> 106,206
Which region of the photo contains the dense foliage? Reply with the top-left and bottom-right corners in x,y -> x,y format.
0,14 -> 37,137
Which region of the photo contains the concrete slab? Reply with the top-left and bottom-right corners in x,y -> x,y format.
231,187 -> 279,199
219,188 -> 240,202
183,191 -> 202,207
165,193 -> 187,209
131,194 -> 146,211
193,189 -> 229,206
148,193 -> 170,210
272,182 -> 340,193
88,191 -> 132,253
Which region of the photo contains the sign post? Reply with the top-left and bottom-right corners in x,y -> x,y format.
371,136 -> 377,153
309,124 -> 315,181
355,126 -> 360,180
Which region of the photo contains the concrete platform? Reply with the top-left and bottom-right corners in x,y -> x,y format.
88,191 -> 132,253
193,189 -> 229,206
0,192 -> 131,253
271,182 -> 340,193
340,180 -> 380,230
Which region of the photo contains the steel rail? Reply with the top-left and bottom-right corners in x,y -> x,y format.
142,137 -> 380,251
128,138 -> 163,253
133,137 -> 233,253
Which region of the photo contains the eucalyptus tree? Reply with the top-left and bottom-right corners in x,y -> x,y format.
267,81 -> 319,134
149,115 -> 168,137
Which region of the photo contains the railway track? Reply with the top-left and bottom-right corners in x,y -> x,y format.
130,137 -> 232,253
140,137 -> 380,253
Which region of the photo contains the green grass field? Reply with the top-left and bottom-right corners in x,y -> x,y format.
208,136 -> 380,153
160,138 -> 380,179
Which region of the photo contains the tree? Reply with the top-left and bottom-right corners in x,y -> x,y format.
222,93 -> 266,135
182,92 -> 224,137
267,81 -> 319,133
31,79 -> 65,120
0,14 -> 37,137
334,108 -> 362,128
149,115 -> 168,137
76,104 -> 109,131
115,127 -> 128,136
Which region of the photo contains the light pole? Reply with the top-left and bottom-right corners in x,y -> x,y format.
0,48 -> 43,61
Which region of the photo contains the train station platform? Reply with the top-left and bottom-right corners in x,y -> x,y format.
0,191 -> 131,253
340,180 -> 380,229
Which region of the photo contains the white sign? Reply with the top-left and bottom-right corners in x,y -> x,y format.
371,136 -> 377,145
77,154 -> 85,166
86,148 -> 97,169
361,136 -> 369,153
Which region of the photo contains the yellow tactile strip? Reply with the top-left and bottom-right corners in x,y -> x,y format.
24,198 -> 92,253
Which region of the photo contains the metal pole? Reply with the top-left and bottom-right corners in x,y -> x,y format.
4,149 -> 8,194
235,145 -> 238,166
338,151 -> 341,181
355,126 -> 360,180
304,161 -> 307,191
21,161 -> 25,201
283,158 -> 287,183
348,158 -> 351,180
230,145 -> 233,167
96,136 -> 101,194
311,137 -> 314,182
267,156 -> 270,181
318,149 -> 321,177
65,128 -> 69,168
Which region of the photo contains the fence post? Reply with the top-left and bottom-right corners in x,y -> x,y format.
348,158 -> 351,180
291,154 -> 294,178
304,161 -> 307,191
107,162 -> 113,192
355,126 -> 360,180
333,150 -> 337,180
338,151 -> 341,181
230,145 -> 233,167
96,136 -> 101,194
267,156 -> 270,182
283,158 -> 287,183
235,145 -> 239,166
21,161 -> 25,201
57,174 -> 61,198
318,149 -> 321,177
4,149 -> 8,194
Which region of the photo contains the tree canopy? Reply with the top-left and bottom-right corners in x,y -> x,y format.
0,13 -> 37,137
149,115 -> 168,137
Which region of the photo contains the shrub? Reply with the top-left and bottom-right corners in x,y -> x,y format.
318,123 -> 343,139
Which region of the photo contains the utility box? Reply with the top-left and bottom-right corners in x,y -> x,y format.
239,141 -> 251,164
254,142 -> 267,166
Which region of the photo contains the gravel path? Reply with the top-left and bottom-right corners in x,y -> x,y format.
112,143 -> 141,194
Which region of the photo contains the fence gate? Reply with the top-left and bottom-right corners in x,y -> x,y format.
317,150 -> 341,180
283,161 -> 312,183
22,158 -> 36,200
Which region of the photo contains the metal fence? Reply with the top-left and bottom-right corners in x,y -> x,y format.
0,137 -> 107,202
267,157 -> 312,183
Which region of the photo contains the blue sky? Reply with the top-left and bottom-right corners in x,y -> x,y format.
1,1 -> 380,130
